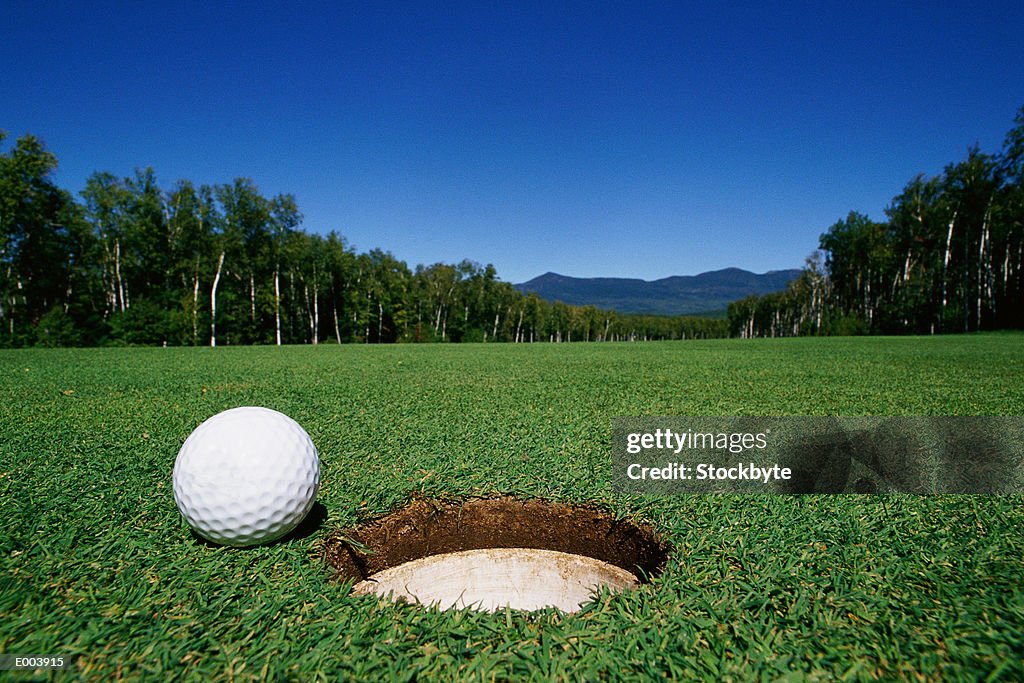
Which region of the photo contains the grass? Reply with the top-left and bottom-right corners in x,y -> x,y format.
1,334 -> 1022,681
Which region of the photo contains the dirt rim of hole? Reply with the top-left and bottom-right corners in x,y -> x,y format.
322,497 -> 671,594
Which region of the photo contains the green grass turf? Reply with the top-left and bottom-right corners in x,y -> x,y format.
1,334 -> 1022,681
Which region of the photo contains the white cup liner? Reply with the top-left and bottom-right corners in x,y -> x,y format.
353,547 -> 639,612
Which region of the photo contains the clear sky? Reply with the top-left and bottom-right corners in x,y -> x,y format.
3,2 -> 1023,283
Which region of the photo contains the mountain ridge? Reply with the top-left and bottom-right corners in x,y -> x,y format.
514,268 -> 802,316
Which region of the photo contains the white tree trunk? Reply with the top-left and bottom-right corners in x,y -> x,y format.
313,277 -> 319,345
105,258 -> 117,316
191,271 -> 199,345
274,268 -> 281,346
304,283 -> 313,342
1003,248 -> 1010,295
210,251 -> 225,347
941,209 -> 957,317
865,273 -> 873,324
977,215 -> 986,330
115,239 -> 126,312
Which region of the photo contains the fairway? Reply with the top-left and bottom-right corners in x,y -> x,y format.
2,335 -> 1023,680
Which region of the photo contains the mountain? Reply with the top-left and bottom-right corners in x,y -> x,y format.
514,268 -> 802,316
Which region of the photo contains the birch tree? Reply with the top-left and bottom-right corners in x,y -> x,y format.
269,194 -> 302,345
942,147 -> 998,331
214,179 -> 272,344
81,172 -> 133,316
167,181 -> 217,344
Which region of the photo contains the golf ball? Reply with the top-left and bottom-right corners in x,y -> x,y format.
173,407 -> 320,547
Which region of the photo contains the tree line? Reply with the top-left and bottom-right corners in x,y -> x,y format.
0,132 -> 726,347
729,107 -> 1024,337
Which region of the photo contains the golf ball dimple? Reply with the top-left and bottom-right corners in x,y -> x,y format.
173,407 -> 320,547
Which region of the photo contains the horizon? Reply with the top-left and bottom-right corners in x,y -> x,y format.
517,266 -> 802,285
4,2 -> 1023,283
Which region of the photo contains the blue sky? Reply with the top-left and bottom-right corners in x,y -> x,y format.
3,2 -> 1023,283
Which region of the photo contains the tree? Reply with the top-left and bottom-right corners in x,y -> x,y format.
0,133 -> 81,344
269,194 -> 302,345
167,180 -> 217,345
819,211 -> 894,331
321,231 -> 353,343
884,174 -> 944,332
215,178 -> 272,344
95,167 -> 176,344
81,171 -> 133,317
941,146 -> 999,331
361,249 -> 410,343
994,106 -> 1024,328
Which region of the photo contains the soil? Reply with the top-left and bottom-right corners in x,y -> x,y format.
323,497 -> 671,583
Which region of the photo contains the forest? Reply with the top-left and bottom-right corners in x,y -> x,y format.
3,106 -> 1022,347
729,107 -> 1024,337
0,132 -> 724,347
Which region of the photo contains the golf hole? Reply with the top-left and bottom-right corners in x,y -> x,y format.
323,497 -> 670,613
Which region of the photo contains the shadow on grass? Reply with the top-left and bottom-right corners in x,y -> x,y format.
188,501 -> 328,549
285,501 -> 329,542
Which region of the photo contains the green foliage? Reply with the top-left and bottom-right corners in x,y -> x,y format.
730,106 -> 1024,337
34,306 -> 81,347
0,132 -> 85,341
825,312 -> 870,336
6,106 -> 1024,347
0,336 -> 1021,679
106,298 -> 172,345
1,133 -> 728,348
